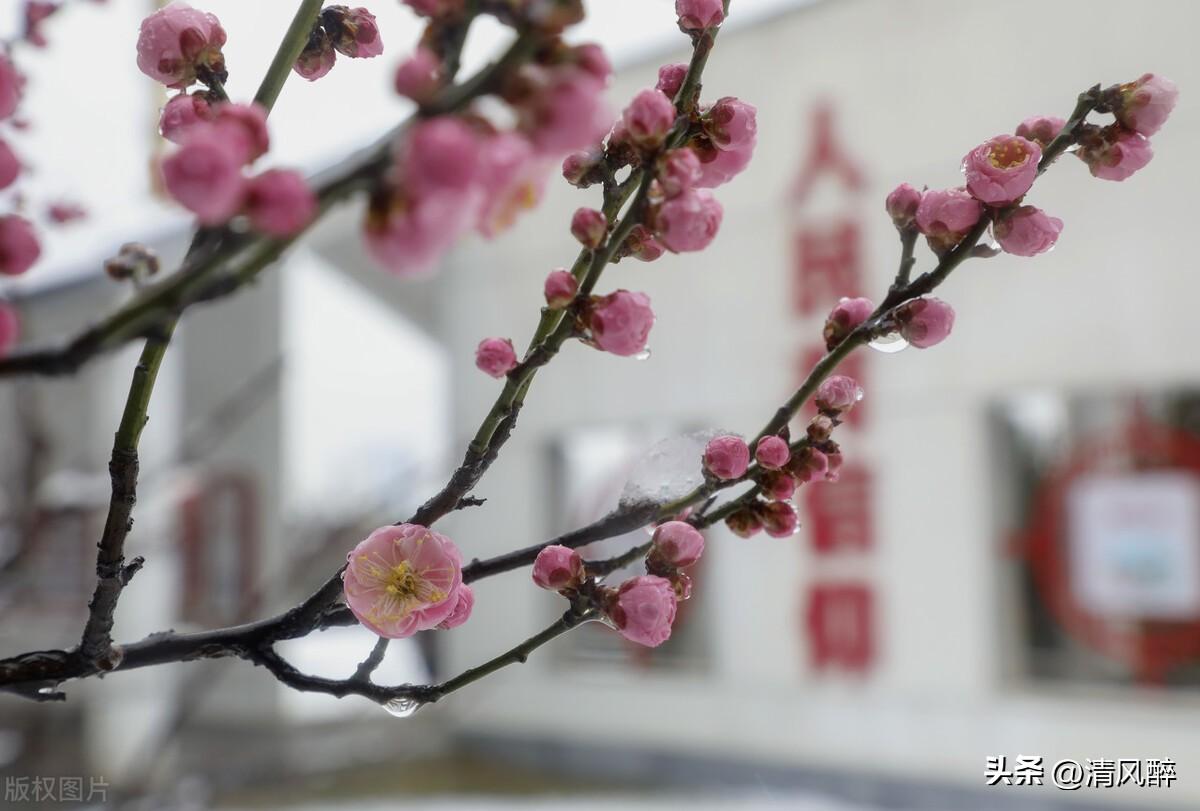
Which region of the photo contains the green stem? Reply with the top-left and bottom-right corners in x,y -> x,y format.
254,0 -> 325,113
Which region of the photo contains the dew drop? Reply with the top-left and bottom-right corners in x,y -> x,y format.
585,614 -> 619,631
383,697 -> 422,718
868,332 -> 909,354
853,386 -> 866,402
634,348 -> 652,361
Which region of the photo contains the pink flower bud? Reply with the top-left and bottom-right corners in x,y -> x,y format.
656,188 -> 723,253
136,2 -> 227,89
0,55 -> 22,121
343,524 -> 464,638
573,44 -> 611,84
609,575 -> 677,648
532,544 -> 584,590
523,68 -> 609,155
161,130 -> 246,225
915,187 -> 983,252
788,446 -> 828,484
544,269 -> 578,308
436,585 -> 474,630
695,138 -> 754,188
322,6 -> 383,59
0,139 -> 19,190
1078,126 -> 1154,182
961,134 -> 1041,206
1114,73 -> 1178,136
895,297 -> 955,349
1015,115 -> 1065,148
394,47 -> 441,102
726,508 -> 763,538
705,97 -> 757,151
656,63 -> 688,100
761,501 -> 799,538
659,148 -> 702,197
704,435 -> 750,480
755,436 -> 791,470
885,183 -> 922,227
763,470 -> 797,501
652,521 -> 705,568
212,102 -> 270,165
475,337 -> 518,378
562,148 -> 601,187
822,296 -> 874,350
294,27 -> 336,81
244,169 -> 317,237
624,224 -> 665,262
364,187 -> 468,276
571,207 -> 607,249
676,0 -> 725,31
815,375 -> 863,414
993,205 -> 1062,257
0,302 -> 18,357
159,92 -> 215,144
589,290 -> 655,356
402,116 -> 481,193
623,89 -> 676,148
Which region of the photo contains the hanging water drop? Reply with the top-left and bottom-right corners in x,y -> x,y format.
634,348 -> 652,361
383,697 -> 422,718
868,332 -> 909,354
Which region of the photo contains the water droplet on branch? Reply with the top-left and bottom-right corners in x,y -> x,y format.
383,697 -> 422,718
868,332 -> 909,354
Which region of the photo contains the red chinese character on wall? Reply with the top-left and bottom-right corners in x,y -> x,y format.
792,220 -> 864,316
805,582 -> 874,673
804,464 -> 873,554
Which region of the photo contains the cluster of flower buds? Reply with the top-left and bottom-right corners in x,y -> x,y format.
1078,74 -> 1178,181
532,520 -> 704,648
342,523 -> 474,638
138,4 -> 318,236
293,5 -> 383,82
823,293 -> 956,351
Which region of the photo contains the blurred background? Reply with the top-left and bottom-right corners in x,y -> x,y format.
0,0 -> 1197,809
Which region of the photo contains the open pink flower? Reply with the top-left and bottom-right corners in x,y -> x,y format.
365,187 -> 470,275
1015,115 -> 1065,148
136,2 -> 227,89
342,523 -> 464,639
652,521 -> 705,568
1078,126 -> 1154,181
475,337 -> 518,378
0,302 -> 18,357
0,139 -> 19,190
623,89 -> 676,148
324,6 -> 384,59
915,187 -> 982,251
161,130 -> 246,225
532,545 -> 584,591
676,0 -> 725,30
704,435 -> 750,480
624,224 -> 665,262
815,375 -> 863,414
823,296 -> 874,350
0,216 -> 39,276
244,170 -> 317,236
1114,73 -> 1178,136
436,585 -> 474,630
656,188 -> 723,253
993,206 -> 1062,257
0,56 -> 24,121
962,134 -> 1041,206
895,297 -> 955,349
755,436 -> 791,470
589,290 -> 655,357
609,575 -> 678,648
475,132 -> 547,237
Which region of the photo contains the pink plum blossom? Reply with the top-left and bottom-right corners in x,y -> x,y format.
915,187 -> 983,251
1078,126 -> 1154,181
573,44 -> 612,84
656,188 -> 723,253
212,103 -> 270,165
676,0 -> 725,30
623,89 -> 676,147
136,2 -> 227,89
656,63 -> 688,99
761,501 -> 799,538
244,169 -> 317,236
294,27 -> 336,81
823,296 -> 874,350
323,6 -> 383,59
789,447 -> 828,484
436,585 -> 474,630
523,68 -> 609,155
695,138 -> 754,187
624,224 -> 666,262
544,269 -> 578,308
825,450 -> 844,482
0,139 -> 19,190
609,575 -> 678,648
475,337 -> 518,378
532,545 -> 584,591
660,148 -> 702,197
0,302 -> 17,357
993,206 -> 1063,257
815,375 -> 862,414
365,189 -> 470,275
0,55 -> 21,121
764,470 -> 797,501
394,48 -> 442,102
475,131 -> 547,238
562,148 -> 601,187
589,290 -> 655,356
726,508 -> 764,538
895,297 -> 955,349
961,134 -> 1041,206
704,435 -> 750,480
652,521 -> 705,568
402,117 -> 482,194
342,523 -> 464,638
885,183 -> 922,227
705,97 -> 756,151
755,436 -> 791,470
159,92 -> 215,144
1015,115 -> 1065,148
571,207 -> 607,248
1114,73 -> 1178,136
161,131 -> 246,225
